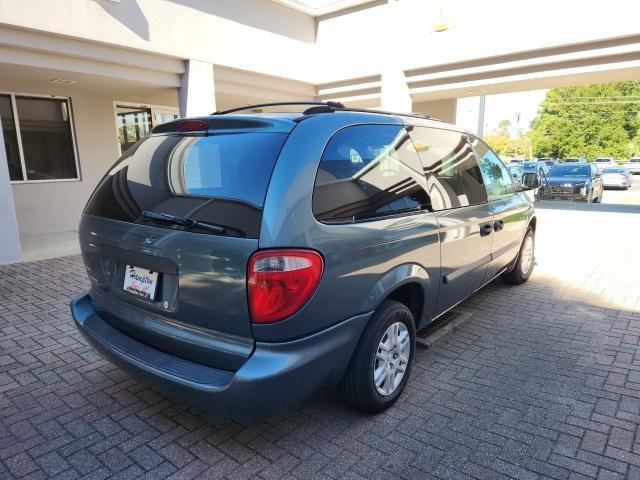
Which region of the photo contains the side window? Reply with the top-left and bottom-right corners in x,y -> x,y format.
312,124 -> 430,223
409,127 -> 487,211
469,137 -> 515,199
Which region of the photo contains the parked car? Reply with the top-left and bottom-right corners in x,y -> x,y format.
538,163 -> 603,202
624,157 -> 640,174
522,160 -> 550,177
562,157 -> 587,163
538,157 -> 557,168
601,167 -> 631,189
594,157 -> 617,172
507,162 -> 524,188
70,102 -> 539,414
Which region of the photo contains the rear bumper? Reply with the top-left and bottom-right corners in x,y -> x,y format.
71,293 -> 371,413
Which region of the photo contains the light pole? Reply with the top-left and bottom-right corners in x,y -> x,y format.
514,113 -> 521,159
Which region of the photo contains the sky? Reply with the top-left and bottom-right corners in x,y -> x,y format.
456,89 -> 548,137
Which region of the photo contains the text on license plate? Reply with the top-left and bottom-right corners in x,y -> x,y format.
123,265 -> 159,300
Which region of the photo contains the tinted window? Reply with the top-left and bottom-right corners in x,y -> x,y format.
409,127 -> 487,211
0,95 -> 22,181
549,165 -> 590,177
313,124 -> 430,222
15,96 -> 78,180
85,131 -> 287,238
469,137 -> 515,198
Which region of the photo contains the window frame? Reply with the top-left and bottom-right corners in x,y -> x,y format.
2,91 -> 81,184
113,101 -> 180,156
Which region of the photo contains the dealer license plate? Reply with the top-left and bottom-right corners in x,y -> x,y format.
123,265 -> 159,300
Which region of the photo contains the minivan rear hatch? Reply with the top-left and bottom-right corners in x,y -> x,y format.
79,116 -> 293,370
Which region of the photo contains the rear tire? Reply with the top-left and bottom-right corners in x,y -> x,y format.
339,300 -> 416,413
501,227 -> 535,285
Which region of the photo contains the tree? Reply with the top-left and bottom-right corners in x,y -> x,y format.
497,119 -> 512,135
484,131 -> 511,156
528,81 -> 640,159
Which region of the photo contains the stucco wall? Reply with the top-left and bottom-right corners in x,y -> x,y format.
4,80 -> 178,237
0,0 -> 316,82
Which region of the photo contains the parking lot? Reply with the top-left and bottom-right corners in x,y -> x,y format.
1,181 -> 640,480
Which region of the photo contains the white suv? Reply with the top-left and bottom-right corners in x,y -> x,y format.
595,158 -> 616,172
624,158 -> 640,174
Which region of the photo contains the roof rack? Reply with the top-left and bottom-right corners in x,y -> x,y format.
211,101 -> 440,122
213,101 -> 345,115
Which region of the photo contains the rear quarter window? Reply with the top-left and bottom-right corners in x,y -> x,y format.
312,124 -> 430,223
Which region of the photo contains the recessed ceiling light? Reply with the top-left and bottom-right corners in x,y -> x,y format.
51,79 -> 76,85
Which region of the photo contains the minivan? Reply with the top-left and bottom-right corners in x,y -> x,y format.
71,102 -> 540,413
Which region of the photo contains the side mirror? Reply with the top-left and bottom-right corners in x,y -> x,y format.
521,173 -> 541,190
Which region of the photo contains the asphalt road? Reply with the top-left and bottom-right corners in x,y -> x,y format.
602,174 -> 640,205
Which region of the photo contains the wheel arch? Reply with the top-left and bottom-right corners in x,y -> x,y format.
358,263 -> 431,330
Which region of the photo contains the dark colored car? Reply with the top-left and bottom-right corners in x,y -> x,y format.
538,163 -> 604,202
70,102 -> 539,414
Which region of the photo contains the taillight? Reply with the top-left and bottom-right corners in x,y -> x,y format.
247,249 -> 323,324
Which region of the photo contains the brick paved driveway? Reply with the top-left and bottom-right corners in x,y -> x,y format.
2,201 -> 640,480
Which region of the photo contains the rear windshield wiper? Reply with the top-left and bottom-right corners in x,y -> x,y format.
141,211 -> 225,234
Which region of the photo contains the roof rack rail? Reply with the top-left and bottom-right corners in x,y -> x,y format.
211,101 -> 441,123
321,106 -> 438,122
212,101 -> 345,115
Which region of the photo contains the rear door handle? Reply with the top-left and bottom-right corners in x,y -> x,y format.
494,219 -> 504,231
480,223 -> 493,236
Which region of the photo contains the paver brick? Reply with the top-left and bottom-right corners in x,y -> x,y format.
2,204 -> 640,479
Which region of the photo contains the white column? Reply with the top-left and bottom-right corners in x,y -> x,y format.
0,116 -> 22,264
380,68 -> 412,113
178,59 -> 216,118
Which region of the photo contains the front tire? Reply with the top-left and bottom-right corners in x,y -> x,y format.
339,300 -> 416,413
502,227 -> 535,285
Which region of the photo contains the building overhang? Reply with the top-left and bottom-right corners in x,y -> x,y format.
267,0 -> 379,17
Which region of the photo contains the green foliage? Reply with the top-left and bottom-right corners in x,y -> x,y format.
484,128 -> 532,158
529,81 -> 640,160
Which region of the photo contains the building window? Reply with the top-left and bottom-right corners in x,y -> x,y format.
0,93 -> 79,182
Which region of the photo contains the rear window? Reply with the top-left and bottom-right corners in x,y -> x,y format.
84,132 -> 287,237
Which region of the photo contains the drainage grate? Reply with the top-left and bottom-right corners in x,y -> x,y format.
415,309 -> 473,348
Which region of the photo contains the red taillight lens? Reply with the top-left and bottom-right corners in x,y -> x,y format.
247,249 -> 323,324
176,119 -> 208,132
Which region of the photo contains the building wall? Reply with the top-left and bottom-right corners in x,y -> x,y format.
413,99 -> 456,124
3,79 -> 178,237
0,0 -> 316,82
2,0 -> 640,86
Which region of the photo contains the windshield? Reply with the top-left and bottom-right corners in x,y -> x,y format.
563,158 -> 580,162
522,162 -> 538,172
549,165 -> 590,177
595,159 -> 612,163
629,159 -> 640,163
602,168 -> 625,174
